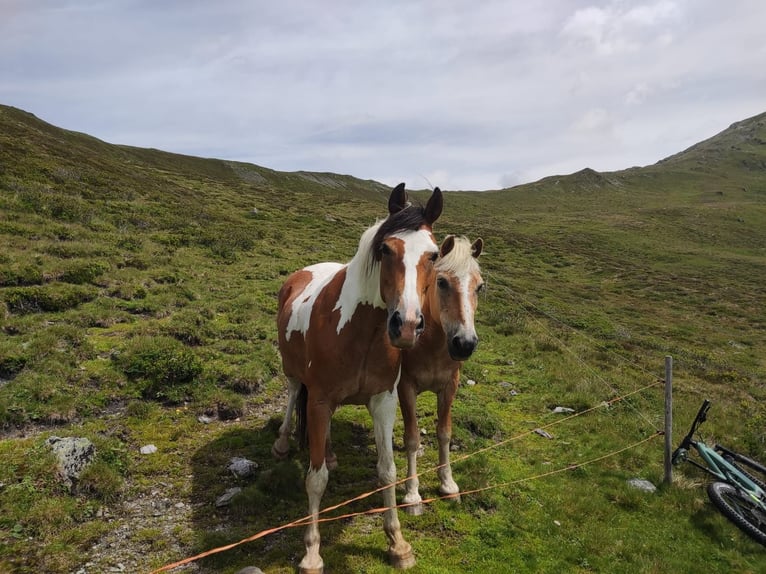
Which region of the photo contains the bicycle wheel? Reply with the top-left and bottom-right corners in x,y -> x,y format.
707,481 -> 766,546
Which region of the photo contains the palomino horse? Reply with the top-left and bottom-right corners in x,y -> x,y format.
274,183 -> 443,573
398,235 -> 484,515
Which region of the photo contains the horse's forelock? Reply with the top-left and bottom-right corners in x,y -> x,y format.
436,236 -> 481,276
369,203 -> 431,264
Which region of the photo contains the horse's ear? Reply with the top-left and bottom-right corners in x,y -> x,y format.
388,183 -> 408,214
424,187 -> 443,225
471,238 -> 484,259
440,235 -> 455,257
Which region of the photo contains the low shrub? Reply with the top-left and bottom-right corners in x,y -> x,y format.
113,335 -> 203,402
59,261 -> 110,284
2,284 -> 98,314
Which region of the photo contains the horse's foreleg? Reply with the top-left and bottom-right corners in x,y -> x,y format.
299,398 -> 331,574
398,380 -> 423,515
369,389 -> 415,570
436,373 -> 460,499
272,377 -> 300,459
324,418 -> 338,471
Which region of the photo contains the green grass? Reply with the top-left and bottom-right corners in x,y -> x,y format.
1,104 -> 765,573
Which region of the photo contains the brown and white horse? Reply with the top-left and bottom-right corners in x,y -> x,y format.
398,235 -> 484,515
274,183 -> 443,573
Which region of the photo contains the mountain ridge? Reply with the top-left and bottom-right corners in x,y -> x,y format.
3,104 -> 765,194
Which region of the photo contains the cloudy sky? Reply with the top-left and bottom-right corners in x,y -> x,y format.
1,1 -> 765,190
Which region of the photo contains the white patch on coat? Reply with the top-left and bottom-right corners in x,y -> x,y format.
285,262 -> 344,341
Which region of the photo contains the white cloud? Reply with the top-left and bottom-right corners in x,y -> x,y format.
0,1 -> 764,190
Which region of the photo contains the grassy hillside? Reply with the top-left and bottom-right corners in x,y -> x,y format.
1,104 -> 765,573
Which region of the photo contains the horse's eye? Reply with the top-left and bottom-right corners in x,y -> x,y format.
379,243 -> 393,257
437,277 -> 449,290
429,252 -> 438,263
476,283 -> 485,294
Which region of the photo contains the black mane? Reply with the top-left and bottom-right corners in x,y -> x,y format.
370,202 -> 431,264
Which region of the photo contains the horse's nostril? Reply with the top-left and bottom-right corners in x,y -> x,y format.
389,311 -> 403,336
416,314 -> 425,332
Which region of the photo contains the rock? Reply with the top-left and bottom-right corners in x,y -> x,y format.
627,478 -> 657,493
533,428 -> 554,439
236,567 -> 265,574
197,414 -> 215,424
46,436 -> 96,489
465,379 -> 476,386
551,406 -> 575,414
139,444 -> 158,455
227,457 -> 258,478
217,402 -> 243,421
215,487 -> 242,507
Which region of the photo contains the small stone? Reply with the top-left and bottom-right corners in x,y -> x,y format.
139,444 -> 157,455
174,502 -> 186,509
554,520 -> 561,526
627,478 -> 657,493
227,457 -> 258,478
236,567 -> 265,574
46,436 -> 96,489
465,379 -> 476,386
552,406 -> 575,414
197,414 -> 215,424
533,428 -> 554,439
216,487 -> 242,507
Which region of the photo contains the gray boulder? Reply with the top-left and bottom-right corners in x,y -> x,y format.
46,436 -> 96,489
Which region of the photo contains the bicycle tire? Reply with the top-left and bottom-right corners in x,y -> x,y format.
707,481 -> 766,546
722,453 -> 766,492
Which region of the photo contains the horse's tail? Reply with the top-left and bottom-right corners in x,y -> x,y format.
296,383 -> 309,450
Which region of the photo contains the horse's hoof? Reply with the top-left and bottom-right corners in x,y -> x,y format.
404,502 -> 423,516
299,556 -> 324,574
439,490 -> 461,503
271,444 -> 289,460
388,546 -> 416,570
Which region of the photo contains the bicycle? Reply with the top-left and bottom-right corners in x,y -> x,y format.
672,399 -> 766,545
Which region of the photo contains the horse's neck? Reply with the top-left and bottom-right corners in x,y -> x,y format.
420,291 -> 447,351
333,255 -> 384,332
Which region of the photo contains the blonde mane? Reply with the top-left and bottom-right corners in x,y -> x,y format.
435,236 -> 480,275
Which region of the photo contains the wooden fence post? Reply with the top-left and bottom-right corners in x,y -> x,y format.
664,355 -> 673,485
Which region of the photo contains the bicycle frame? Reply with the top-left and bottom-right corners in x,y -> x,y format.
673,399 -> 766,502
688,440 -> 765,500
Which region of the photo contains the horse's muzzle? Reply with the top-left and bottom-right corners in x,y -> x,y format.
388,310 -> 425,348
448,334 -> 478,361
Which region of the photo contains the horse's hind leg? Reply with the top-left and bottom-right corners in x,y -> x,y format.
272,377 -> 300,459
436,376 -> 460,499
369,390 -> 415,569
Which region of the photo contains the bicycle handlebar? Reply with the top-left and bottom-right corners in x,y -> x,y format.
674,399 -> 712,460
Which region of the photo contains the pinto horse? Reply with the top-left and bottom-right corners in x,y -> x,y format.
274,183 -> 443,573
398,235 -> 484,515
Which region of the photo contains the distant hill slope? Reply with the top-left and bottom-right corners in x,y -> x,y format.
0,104 -> 390,198
657,111 -> 766,175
